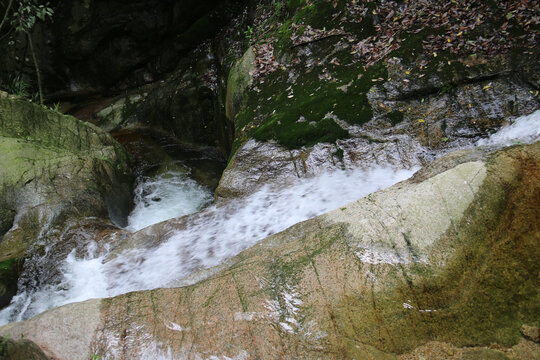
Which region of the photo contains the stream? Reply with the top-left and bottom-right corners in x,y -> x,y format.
0,111 -> 538,325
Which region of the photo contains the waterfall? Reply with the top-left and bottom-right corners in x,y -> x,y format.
0,110 -> 538,325
125,169 -> 214,232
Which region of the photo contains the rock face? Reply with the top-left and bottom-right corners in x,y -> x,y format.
1,143 -> 538,359
0,1 -> 538,359
125,42 -> 236,158
214,0 -> 540,198
0,336 -> 48,360
0,0 -> 248,97
0,93 -> 132,308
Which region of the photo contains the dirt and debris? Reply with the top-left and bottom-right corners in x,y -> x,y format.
290,24 -> 346,47
247,0 -> 539,84
350,0 -> 539,66
250,43 -> 281,82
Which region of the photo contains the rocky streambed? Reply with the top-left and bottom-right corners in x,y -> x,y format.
0,0 -> 539,359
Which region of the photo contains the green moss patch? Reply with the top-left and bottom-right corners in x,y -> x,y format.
292,0 -> 346,28
254,116 -> 347,148
234,51 -> 387,149
0,258 -> 22,308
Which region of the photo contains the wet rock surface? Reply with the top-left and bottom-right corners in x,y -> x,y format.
0,1 -> 538,358
1,143 -> 538,359
213,0 -> 539,198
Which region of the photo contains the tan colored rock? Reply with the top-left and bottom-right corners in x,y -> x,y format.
521,324 -> 540,343
0,299 -> 102,360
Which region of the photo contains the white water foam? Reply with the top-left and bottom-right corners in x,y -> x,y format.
126,170 -> 214,231
476,110 -> 540,147
80,166 -> 419,297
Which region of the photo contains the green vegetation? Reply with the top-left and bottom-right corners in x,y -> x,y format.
275,19 -> 293,50
233,57 -> 387,150
387,110 -> 404,126
286,0 -> 306,12
4,75 -> 30,98
4,0 -> 54,105
243,25 -> 254,42
0,259 -> 17,271
254,116 -> 348,149
292,0 -> 345,28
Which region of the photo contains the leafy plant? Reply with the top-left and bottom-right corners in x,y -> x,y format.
243,25 -> 254,41
90,355 -> 101,360
10,0 -> 53,32
3,0 -> 54,105
7,75 -> 30,97
48,102 -> 60,113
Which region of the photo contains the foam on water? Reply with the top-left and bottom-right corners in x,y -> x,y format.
0,166 -> 417,324
476,110 -> 540,147
126,170 -> 214,231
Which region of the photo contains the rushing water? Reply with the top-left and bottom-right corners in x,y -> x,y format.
126,169 -> 214,232
475,110 -> 540,147
79,166 -> 419,296
0,110 -> 538,325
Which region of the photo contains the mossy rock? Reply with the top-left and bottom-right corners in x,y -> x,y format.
0,336 -> 48,360
1,144 -> 538,359
0,96 -> 133,307
0,258 -> 23,308
232,47 -> 388,150
225,47 -> 256,121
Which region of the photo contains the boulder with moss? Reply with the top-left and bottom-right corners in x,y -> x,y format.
215,0 -> 539,198
0,93 -> 133,308
0,336 -> 48,360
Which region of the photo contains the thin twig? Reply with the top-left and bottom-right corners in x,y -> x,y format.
27,32 -> 43,105
0,0 -> 14,33
288,33 -> 346,50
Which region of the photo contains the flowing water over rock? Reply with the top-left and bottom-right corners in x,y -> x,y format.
115,129 -> 223,231
89,165 -> 419,294
126,170 -> 214,232
0,111 -> 538,326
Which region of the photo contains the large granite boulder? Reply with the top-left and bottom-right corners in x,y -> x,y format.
1,142 -> 537,359
0,92 -> 133,308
